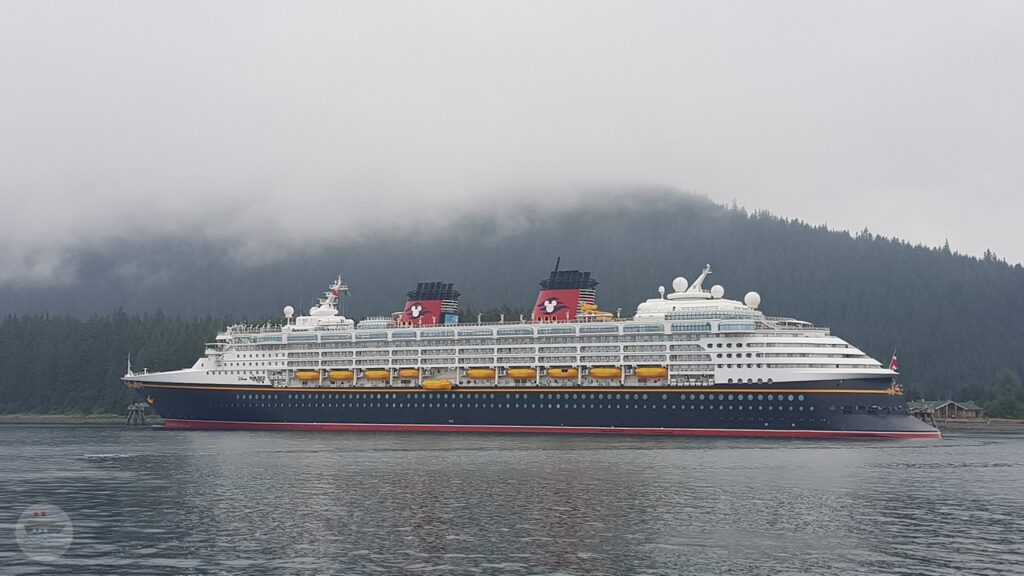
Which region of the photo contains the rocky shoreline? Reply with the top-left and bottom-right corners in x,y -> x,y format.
0,414 -> 164,426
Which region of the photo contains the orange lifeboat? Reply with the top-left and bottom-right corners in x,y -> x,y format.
422,379 -> 453,390
296,370 -> 320,382
328,370 -> 355,381
364,369 -> 391,381
635,366 -> 669,379
507,368 -> 538,380
590,367 -> 622,379
467,368 -> 496,379
398,368 -> 420,379
547,367 -> 579,379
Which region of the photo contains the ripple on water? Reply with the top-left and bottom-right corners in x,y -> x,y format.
0,428 -> 1022,575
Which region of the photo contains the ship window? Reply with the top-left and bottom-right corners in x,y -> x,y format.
727,379 -> 733,384
798,395 -> 805,401
728,394 -> 734,400
788,395 -> 795,401
767,394 -> 774,401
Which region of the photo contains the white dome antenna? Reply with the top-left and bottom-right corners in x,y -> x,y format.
283,305 -> 295,320
658,285 -> 666,299
744,292 -> 761,309
672,277 -> 688,293
710,285 -> 725,299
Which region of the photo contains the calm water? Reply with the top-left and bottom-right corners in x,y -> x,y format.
1,426 -> 1022,575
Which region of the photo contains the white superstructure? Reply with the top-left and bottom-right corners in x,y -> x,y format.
127,266 -> 893,389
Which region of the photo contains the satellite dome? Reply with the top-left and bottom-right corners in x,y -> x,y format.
744,291 -> 761,309
672,277 -> 688,292
283,305 -> 295,318
710,284 -> 725,299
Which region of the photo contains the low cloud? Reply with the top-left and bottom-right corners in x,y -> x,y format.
2,0 -> 1022,284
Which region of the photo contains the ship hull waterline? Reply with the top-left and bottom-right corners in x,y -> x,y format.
130,379 -> 941,440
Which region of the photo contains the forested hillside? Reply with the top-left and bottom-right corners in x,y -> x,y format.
1,191 -> 1021,414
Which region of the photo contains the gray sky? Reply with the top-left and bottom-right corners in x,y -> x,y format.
2,0 -> 1022,284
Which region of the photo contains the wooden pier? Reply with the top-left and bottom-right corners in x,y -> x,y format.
125,403 -> 149,425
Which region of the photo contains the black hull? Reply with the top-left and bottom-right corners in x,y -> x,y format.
129,378 -> 941,438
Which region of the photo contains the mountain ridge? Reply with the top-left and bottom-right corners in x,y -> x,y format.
2,191 -> 1021,405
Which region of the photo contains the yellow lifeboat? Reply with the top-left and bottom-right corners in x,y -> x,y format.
422,379 -> 452,391
507,368 -> 538,380
547,367 -> 579,379
590,367 -> 622,379
467,368 -> 496,379
635,366 -> 669,379
364,369 -> 391,381
398,368 -> 420,379
296,370 -> 320,382
328,370 -> 355,381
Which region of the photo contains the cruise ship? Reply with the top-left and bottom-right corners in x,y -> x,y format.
123,264 -> 941,439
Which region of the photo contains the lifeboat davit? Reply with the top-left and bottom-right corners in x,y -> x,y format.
398,368 -> 420,379
547,367 -> 579,379
328,370 -> 355,381
507,368 -> 538,380
364,369 -> 391,381
422,379 -> 452,391
590,367 -> 622,379
467,368 -> 496,379
635,366 -> 669,379
296,370 -> 320,382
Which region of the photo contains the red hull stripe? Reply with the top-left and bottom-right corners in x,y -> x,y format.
163,419 -> 941,439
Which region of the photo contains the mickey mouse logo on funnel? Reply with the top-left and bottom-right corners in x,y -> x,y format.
531,261 -> 598,322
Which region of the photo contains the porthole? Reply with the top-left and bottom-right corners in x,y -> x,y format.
798,395 -> 805,401
788,395 -> 794,401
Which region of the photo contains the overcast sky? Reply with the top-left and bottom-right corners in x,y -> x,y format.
2,0 -> 1022,284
